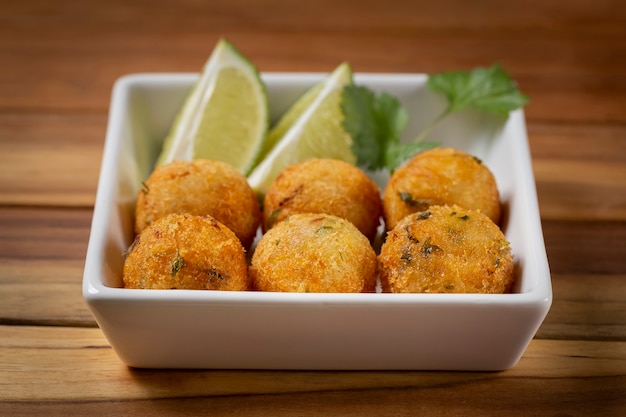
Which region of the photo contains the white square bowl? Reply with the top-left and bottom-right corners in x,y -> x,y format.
83,72 -> 552,370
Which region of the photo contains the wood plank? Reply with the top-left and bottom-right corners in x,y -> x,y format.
1,206 -> 626,331
542,220 -> 626,274
0,326 -> 624,415
3,0 -> 624,36
0,34 -> 622,124
0,113 -> 105,207
529,122 -> 626,221
2,113 -> 626,222
2,270 -> 626,341
0,260 -> 94,327
537,274 -> 626,341
3,264 -> 626,340
1,382 -> 624,417
0,208 -> 94,325
0,207 -> 92,261
11,210 -> 622,278
0,0 -> 624,414
534,160 -> 626,221
0,1 -> 624,123
529,123 -> 626,165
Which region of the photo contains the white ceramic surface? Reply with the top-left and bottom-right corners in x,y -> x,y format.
82,72 -> 552,370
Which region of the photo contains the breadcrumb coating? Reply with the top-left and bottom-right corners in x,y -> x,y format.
135,159 -> 261,248
383,148 -> 501,231
123,213 -> 249,290
379,205 -> 514,294
250,213 -> 377,293
263,159 -> 382,240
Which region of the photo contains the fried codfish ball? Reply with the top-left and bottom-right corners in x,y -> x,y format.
135,159 -> 261,248
263,159 -> 382,240
379,205 -> 514,294
382,147 -> 501,230
123,213 -> 249,290
250,213 -> 377,293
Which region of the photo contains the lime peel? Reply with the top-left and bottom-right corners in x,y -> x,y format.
156,38 -> 269,174
247,62 -> 355,195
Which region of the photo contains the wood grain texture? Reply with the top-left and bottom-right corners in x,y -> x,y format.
0,208 -> 94,326
0,326 -> 624,414
1,207 -> 625,335
530,123 -> 626,221
542,220 -> 626,274
537,274 -> 626,341
1,0 -> 625,414
0,113 -> 105,206
0,0 -> 624,123
1,111 -> 626,218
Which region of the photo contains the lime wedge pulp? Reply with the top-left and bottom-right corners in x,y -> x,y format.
156,39 -> 269,174
247,62 -> 355,195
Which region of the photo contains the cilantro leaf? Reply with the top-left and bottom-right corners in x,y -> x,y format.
427,63 -> 529,115
341,85 -> 383,170
341,85 -> 408,171
414,63 -> 528,142
341,63 -> 528,172
385,141 -> 438,171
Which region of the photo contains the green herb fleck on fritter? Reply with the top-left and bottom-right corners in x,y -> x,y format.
417,211 -> 432,220
404,226 -> 419,244
400,248 -> 413,263
267,208 -> 282,229
399,192 -> 429,211
171,253 -> 186,276
421,237 -> 442,257
315,225 -> 334,234
206,267 -> 224,280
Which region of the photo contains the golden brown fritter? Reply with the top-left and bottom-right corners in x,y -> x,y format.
135,159 -> 261,248
123,213 -> 249,290
379,205 -> 514,294
250,213 -> 377,293
382,147 -> 501,230
263,158 -> 382,240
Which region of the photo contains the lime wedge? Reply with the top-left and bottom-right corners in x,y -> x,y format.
247,62 -> 355,195
156,39 -> 269,174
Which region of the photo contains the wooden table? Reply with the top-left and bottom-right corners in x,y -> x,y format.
1,0 -> 625,415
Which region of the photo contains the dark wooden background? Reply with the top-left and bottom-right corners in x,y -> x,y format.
1,0 -> 625,415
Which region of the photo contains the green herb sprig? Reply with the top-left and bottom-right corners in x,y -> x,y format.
341,63 -> 529,172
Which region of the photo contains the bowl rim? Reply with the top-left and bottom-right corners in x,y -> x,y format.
82,71 -> 552,309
